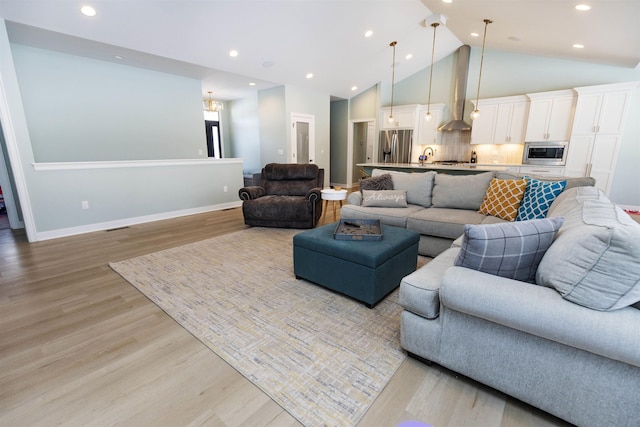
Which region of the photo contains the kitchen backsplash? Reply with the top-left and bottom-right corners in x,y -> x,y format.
429,132 -> 524,164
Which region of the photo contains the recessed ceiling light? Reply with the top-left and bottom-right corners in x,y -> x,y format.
351,86 -> 358,91
306,73 -> 314,79
405,54 -> 413,60
229,50 -> 239,57
573,44 -> 585,49
364,30 -> 373,38
442,0 -> 453,4
80,6 -> 96,17
470,32 -> 479,37
575,4 -> 591,11
249,82 -> 256,86
114,55 -> 125,60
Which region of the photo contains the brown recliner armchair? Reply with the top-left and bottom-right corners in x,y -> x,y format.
239,163 -> 324,229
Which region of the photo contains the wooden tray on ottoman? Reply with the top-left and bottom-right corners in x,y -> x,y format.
334,219 -> 383,241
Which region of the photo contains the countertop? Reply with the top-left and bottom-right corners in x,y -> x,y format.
357,162 -> 522,172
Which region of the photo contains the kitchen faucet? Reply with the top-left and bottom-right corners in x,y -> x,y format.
419,146 -> 434,166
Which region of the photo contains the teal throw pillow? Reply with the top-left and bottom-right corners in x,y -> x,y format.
516,177 -> 566,221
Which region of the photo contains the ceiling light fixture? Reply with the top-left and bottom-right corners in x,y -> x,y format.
575,4 -> 591,11
364,30 -> 373,38
470,32 -> 479,37
306,73 -> 314,79
388,41 -> 397,124
80,5 -> 96,17
573,43 -> 585,49
470,19 -> 492,121
425,22 -> 439,122
442,0 -> 453,4
249,82 -> 256,86
406,54 -> 413,60
351,86 -> 358,91
204,91 -> 223,112
229,50 -> 238,57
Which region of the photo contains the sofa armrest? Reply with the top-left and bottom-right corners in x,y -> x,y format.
440,267 -> 640,367
305,188 -> 322,203
239,186 -> 266,201
347,191 -> 362,205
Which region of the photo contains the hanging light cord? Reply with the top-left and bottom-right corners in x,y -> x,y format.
389,41 -> 397,120
474,19 -> 492,109
426,23 -> 439,116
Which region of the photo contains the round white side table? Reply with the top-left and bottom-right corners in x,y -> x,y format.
320,188 -> 348,221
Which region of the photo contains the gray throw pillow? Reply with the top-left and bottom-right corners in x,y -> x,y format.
537,189 -> 640,311
454,217 -> 565,283
360,173 -> 393,191
432,172 -> 494,210
361,190 -> 408,208
373,169 -> 435,208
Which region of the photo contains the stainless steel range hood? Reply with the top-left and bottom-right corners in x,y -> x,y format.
438,45 -> 472,132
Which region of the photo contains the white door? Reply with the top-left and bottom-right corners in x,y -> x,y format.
291,113 -> 315,164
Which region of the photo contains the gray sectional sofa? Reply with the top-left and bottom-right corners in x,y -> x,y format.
341,168 -> 594,257
343,170 -> 640,426
400,186 -> 640,427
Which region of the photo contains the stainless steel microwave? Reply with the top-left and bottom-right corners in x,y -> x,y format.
522,141 -> 568,166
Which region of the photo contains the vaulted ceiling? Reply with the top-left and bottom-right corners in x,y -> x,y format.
1,0 -> 638,102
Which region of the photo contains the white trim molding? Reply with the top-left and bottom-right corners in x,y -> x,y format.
32,158 -> 243,171
35,200 -> 243,241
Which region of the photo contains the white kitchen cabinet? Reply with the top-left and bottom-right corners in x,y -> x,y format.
525,90 -> 576,141
518,165 -> 565,177
564,82 -> 637,195
380,105 -> 418,129
416,104 -> 446,146
470,96 -> 529,144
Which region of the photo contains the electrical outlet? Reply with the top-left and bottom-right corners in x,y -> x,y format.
81,200 -> 89,210
223,186 -> 228,192
278,149 -> 284,155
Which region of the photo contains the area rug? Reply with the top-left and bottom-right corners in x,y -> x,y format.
109,227 -> 412,427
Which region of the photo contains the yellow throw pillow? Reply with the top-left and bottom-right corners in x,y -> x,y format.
479,178 -> 528,221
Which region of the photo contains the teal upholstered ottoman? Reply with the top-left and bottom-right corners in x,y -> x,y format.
293,222 -> 420,307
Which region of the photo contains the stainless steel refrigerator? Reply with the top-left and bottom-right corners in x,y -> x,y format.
378,129 -> 413,163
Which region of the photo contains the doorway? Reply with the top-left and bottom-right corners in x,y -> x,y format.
205,120 -> 222,158
347,119 -> 375,187
291,113 -> 315,164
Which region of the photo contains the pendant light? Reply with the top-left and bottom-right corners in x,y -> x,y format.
204,91 -> 223,112
388,41 -> 397,123
470,19 -> 492,121
425,22 -> 439,122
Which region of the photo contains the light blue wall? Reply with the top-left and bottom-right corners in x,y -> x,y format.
228,94 -> 261,173
0,20 -> 244,240
350,84 -> 379,121
258,86 -> 287,166
330,99 -> 348,184
374,47 -> 640,206
11,44 -> 207,162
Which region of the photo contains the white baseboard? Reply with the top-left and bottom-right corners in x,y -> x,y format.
34,201 -> 243,241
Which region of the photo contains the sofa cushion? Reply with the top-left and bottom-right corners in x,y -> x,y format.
440,267 -> 640,367
373,169 -> 436,208
538,186 -> 640,311
495,171 -> 595,190
340,203 -> 423,228
516,177 -> 567,221
454,217 -> 564,283
432,171 -> 494,210
399,247 -> 459,319
478,178 -> 528,221
406,208 -> 488,239
361,190 -> 407,208
360,173 -> 393,191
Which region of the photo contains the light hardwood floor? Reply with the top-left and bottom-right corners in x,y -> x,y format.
0,206 -> 571,427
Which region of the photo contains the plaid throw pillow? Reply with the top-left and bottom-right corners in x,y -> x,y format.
516,177 -> 567,221
454,217 -> 565,283
478,178 -> 528,221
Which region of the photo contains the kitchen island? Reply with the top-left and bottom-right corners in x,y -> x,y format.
357,162 -> 520,176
